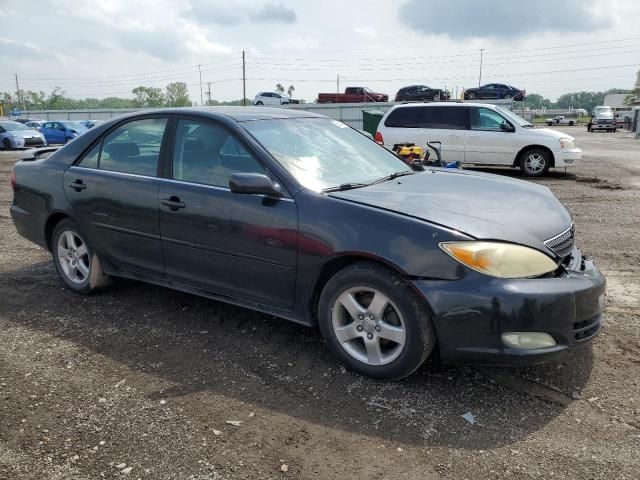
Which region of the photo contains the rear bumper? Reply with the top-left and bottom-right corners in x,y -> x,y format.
413,249 -> 605,366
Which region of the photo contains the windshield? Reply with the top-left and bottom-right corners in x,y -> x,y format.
595,107 -> 612,114
495,106 -> 532,127
242,118 -> 412,192
61,121 -> 88,131
0,121 -> 30,131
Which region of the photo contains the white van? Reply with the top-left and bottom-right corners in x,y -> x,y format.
375,103 -> 582,176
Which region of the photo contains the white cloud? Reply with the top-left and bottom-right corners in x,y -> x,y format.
354,26 -> 376,38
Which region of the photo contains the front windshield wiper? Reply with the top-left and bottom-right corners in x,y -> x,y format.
322,182 -> 370,193
372,170 -> 415,184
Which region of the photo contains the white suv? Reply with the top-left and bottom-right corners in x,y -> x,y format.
253,92 -> 290,106
375,103 -> 582,176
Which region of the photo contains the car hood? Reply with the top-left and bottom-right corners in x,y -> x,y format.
328,169 -> 572,255
529,127 -> 574,141
8,129 -> 42,138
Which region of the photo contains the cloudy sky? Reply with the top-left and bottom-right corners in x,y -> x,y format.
1,0 -> 639,103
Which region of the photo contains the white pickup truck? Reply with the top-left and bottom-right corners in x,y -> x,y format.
546,115 -> 576,126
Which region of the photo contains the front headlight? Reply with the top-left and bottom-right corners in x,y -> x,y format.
439,241 -> 558,278
559,138 -> 575,149
71,131 -> 79,137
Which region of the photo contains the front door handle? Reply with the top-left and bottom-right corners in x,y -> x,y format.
161,196 -> 186,211
68,180 -> 87,191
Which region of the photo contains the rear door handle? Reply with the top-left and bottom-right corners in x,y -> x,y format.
161,196 -> 186,210
68,180 -> 87,191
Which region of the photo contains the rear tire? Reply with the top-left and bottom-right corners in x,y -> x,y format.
466,92 -> 476,100
51,219 -> 110,294
255,101 -> 263,105
520,148 -> 550,177
318,262 -> 436,380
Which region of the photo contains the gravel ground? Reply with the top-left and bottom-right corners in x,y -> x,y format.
1,126 -> 639,479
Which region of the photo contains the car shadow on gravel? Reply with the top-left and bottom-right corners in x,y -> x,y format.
467,167 -> 578,181
0,260 -> 594,450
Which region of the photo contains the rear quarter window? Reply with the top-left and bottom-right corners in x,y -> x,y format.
384,107 -> 422,128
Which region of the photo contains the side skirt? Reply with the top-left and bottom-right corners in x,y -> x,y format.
101,260 -> 313,327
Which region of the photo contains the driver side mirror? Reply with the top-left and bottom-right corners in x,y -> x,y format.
229,173 -> 283,197
500,121 -> 515,132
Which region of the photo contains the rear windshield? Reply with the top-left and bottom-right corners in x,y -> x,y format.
384,106 -> 468,129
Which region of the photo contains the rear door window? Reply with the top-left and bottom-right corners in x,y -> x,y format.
172,119 -> 265,188
99,118 -> 168,177
421,106 -> 468,130
78,143 -> 100,169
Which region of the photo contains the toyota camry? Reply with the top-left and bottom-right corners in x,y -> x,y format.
10,107 -> 605,379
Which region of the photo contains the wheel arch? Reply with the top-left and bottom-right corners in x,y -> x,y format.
308,253 -> 418,322
514,144 -> 555,168
44,211 -> 72,251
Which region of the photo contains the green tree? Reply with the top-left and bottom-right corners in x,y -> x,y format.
47,87 -> 73,109
287,84 -> 295,98
523,93 -> 552,109
275,83 -> 285,94
165,82 -> 191,107
132,86 -> 166,108
626,70 -> 640,105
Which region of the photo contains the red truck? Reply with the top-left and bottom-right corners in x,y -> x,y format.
317,87 -> 389,104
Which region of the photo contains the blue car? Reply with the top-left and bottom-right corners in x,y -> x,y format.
40,121 -> 88,145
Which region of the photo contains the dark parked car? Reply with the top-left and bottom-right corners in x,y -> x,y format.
10,108 -> 604,379
395,85 -> 450,102
464,83 -> 525,101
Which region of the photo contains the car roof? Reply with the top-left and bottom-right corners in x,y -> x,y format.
111,106 -> 325,123
389,101 -> 496,109
383,102 -> 499,118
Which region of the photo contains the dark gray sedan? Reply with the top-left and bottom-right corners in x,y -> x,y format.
10,107 -> 605,379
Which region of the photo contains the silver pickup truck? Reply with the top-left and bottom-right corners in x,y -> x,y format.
588,106 -> 616,132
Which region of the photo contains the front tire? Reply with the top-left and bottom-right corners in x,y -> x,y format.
255,101 -> 263,105
2,138 -> 12,150
520,148 -> 550,177
318,262 -> 436,380
52,219 -> 108,294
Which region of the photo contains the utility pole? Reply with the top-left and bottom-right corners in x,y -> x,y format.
336,74 -> 340,94
206,82 -> 212,106
198,64 -> 203,106
242,50 -> 246,107
14,73 -> 24,111
478,49 -> 485,87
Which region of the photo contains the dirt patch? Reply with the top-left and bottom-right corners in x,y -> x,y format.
576,176 -> 602,183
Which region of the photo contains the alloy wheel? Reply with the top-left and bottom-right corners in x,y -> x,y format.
524,153 -> 546,175
331,287 -> 406,366
57,230 -> 90,284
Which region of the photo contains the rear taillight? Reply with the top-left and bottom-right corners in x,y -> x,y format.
374,131 -> 384,144
10,167 -> 16,190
